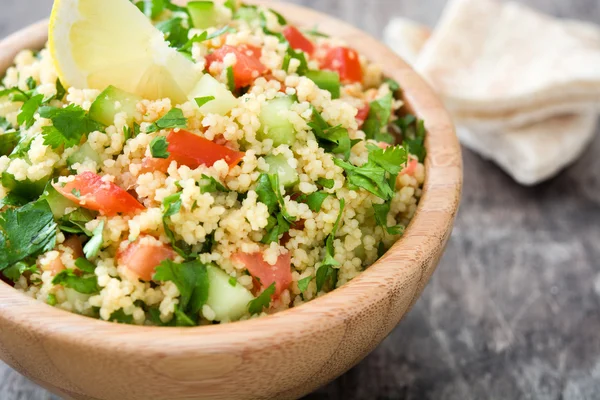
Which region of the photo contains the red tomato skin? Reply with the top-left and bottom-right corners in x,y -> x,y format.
53,172 -> 144,217
118,237 -> 176,281
321,47 -> 363,84
283,26 -> 315,55
232,252 -> 293,298
206,45 -> 268,88
401,159 -> 419,176
356,103 -> 370,127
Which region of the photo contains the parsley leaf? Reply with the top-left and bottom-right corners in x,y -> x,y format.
316,199 -> 344,292
39,104 -> 104,149
59,208 -> 96,236
150,136 -> 170,159
181,26 -> 234,53
83,220 -> 104,259
269,8 -> 287,25
26,77 -> 37,90
396,115 -> 427,163
0,130 -> 21,156
363,92 -> 395,144
0,200 -> 57,271
75,257 -> 96,274
226,66 -> 236,92
146,108 -> 187,133
297,276 -> 312,292
256,173 -> 297,243
17,94 -> 44,129
194,96 -> 215,107
373,202 -> 405,236
163,192 -> 182,217
308,107 -> 352,160
162,193 -> 197,260
282,47 -> 309,75
156,17 -> 190,49
317,178 -> 335,189
52,269 -> 99,294
385,78 -> 401,92
199,174 -> 228,194
109,309 -> 135,325
248,282 -> 276,314
153,259 -> 210,324
2,261 -> 38,283
55,79 -> 66,101
305,191 -> 329,212
255,173 -> 279,214
261,213 -> 291,245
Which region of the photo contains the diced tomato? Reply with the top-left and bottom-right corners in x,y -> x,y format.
63,236 -> 84,259
377,142 -> 392,150
283,26 -> 315,55
321,47 -> 363,84
48,255 -> 66,275
401,159 -> 419,176
232,252 -> 292,298
141,130 -> 245,174
118,236 -> 176,281
206,45 -> 268,88
356,103 -> 370,127
53,172 -> 144,217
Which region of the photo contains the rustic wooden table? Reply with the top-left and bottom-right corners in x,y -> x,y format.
1,1 -> 599,399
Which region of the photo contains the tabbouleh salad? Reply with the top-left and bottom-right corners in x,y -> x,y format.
0,0 -> 426,326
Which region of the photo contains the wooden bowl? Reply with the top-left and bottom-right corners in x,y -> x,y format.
0,2 -> 462,399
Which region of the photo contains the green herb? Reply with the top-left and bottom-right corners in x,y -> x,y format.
83,220 -> 104,259
199,174 -> 228,193
75,257 -> 96,274
162,194 -> 196,259
0,87 -> 29,102
180,26 -> 234,53
385,78 -> 401,92
2,261 -> 38,283
226,66 -> 236,92
0,116 -> 11,131
305,27 -> 329,38
0,130 -> 21,156
71,188 -> 81,198
316,199 -> 344,292
150,136 -> 170,159
163,192 -> 182,217
26,77 -> 37,90
297,276 -> 312,292
17,94 -> 44,129
261,213 -> 291,245
0,200 -> 57,272
308,107 -> 352,160
52,269 -> 99,294
47,294 -> 57,306
224,0 -> 237,12
156,17 -> 191,49
258,11 -> 286,42
362,92 -> 394,144
305,191 -> 329,213
396,115 -> 426,163
0,193 -> 28,208
228,276 -> 237,287
269,8 -> 287,25
39,104 -> 104,149
282,47 -> 309,75
373,202 -> 405,236
248,282 -> 276,314
55,79 -> 66,101
109,309 -> 135,325
377,241 -> 386,258
194,96 -> 216,107
153,259 -> 210,324
146,108 -> 187,133
317,178 -> 335,189
59,208 -> 96,236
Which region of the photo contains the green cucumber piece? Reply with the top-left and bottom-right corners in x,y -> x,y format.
189,74 -> 238,116
305,70 -> 341,99
264,154 -> 299,188
234,5 -> 260,24
188,1 -> 219,29
258,96 -> 297,147
67,142 -> 102,170
1,172 -> 48,201
41,183 -> 78,219
206,265 -> 254,322
89,85 -> 142,126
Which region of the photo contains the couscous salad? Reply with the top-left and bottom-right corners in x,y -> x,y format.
0,0 -> 426,326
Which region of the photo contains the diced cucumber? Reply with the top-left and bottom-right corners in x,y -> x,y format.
67,142 -> 102,171
258,96 -> 297,147
89,85 -> 142,126
1,172 -> 48,201
305,70 -> 341,99
188,74 -> 238,116
234,5 -> 260,24
264,154 -> 299,188
188,1 -> 219,29
206,265 -> 254,322
41,183 -> 78,219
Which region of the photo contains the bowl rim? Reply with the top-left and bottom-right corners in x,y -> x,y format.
0,1 -> 462,353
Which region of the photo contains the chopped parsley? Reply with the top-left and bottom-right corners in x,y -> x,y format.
153,259 -> 210,325
150,136 -> 170,159
2,261 -> 38,283
395,115 -> 427,163
58,208 -> 96,236
297,276 -> 312,292
256,173 -> 297,244
146,108 -> 187,133
55,79 -> 66,101
156,17 -> 190,49
109,309 -> 135,325
282,46 -> 309,75
163,192 -> 182,217
194,96 -> 216,108
373,202 -> 405,236
75,257 -> 96,274
17,94 -> 44,129
199,174 -> 228,194
0,200 -> 57,272
52,269 -> 99,294
308,107 -> 352,160
71,188 -> 81,198
362,92 -> 395,144
317,178 -> 335,189
228,276 -> 238,287
248,282 -> 276,315
316,199 -> 345,292
26,77 -> 37,90
297,191 -> 329,213
39,104 -> 104,149
83,220 -> 105,259
181,26 -> 234,54
226,66 -> 236,92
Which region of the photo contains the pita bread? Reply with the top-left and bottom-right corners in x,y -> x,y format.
383,18 -> 431,66
416,0 -> 600,127
458,113 -> 598,186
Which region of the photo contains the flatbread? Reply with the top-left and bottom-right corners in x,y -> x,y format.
416,0 -> 600,127
458,113 -> 598,185
383,18 -> 431,66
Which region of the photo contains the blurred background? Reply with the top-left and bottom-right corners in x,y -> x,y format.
1,1 -> 599,399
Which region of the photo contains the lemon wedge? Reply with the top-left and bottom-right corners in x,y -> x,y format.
48,0 -> 202,104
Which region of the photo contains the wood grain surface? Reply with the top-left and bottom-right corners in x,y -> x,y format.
0,1 -> 599,400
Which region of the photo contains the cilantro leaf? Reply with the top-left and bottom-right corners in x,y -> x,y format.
226,66 -> 236,92
199,174 -> 228,194
83,221 -> 104,259
52,269 -> 99,294
297,276 -> 311,292
0,200 -> 57,271
334,158 -> 394,200
248,282 -> 276,314
17,94 -> 44,129
150,136 -> 170,159
2,261 -> 38,283
396,116 -> 426,163
308,107 -> 352,160
163,192 -> 182,217
363,92 -> 394,143
261,213 -> 291,245
39,104 -> 104,149
153,259 -> 210,321
195,96 -> 215,108
373,202 -> 405,236
367,144 -> 408,176
256,173 -> 296,243
156,17 -> 191,49
147,108 -> 187,133
317,178 -> 335,189
255,173 -> 278,214
316,198 -> 344,292
305,191 -> 329,213
75,257 -> 96,274
55,79 -> 66,101
59,208 -> 96,236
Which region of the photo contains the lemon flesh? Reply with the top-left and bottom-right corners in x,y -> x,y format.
49,0 -> 202,104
